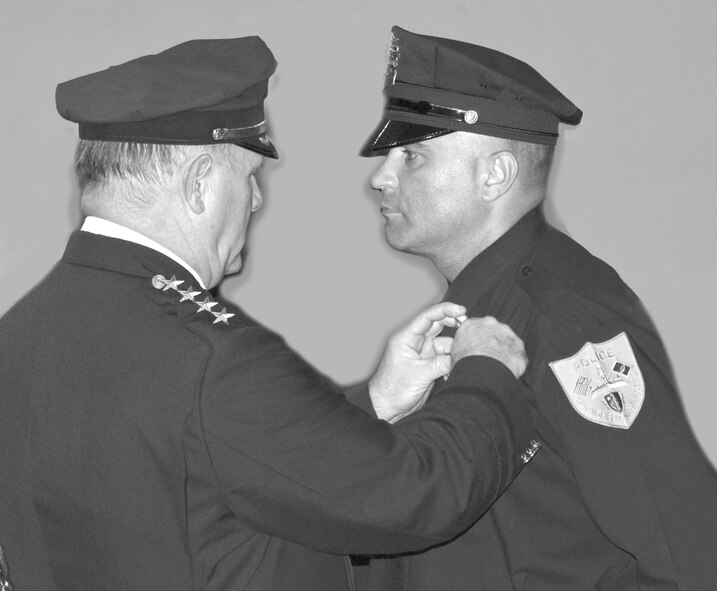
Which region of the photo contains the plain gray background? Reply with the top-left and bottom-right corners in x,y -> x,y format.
1,0 -> 716,466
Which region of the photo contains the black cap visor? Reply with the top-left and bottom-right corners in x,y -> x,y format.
236,132 -> 278,159
360,119 -> 453,156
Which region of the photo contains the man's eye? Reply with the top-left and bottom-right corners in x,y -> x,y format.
403,150 -> 418,162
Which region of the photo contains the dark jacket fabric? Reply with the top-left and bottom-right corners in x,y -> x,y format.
363,208 -> 717,590
0,230 -> 537,591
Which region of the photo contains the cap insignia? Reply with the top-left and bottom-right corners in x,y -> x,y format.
151,274 -> 233,326
384,32 -> 400,86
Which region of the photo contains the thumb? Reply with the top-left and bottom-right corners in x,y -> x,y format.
429,354 -> 452,379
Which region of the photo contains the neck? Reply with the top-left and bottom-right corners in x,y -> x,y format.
431,230 -> 497,283
84,200 -> 216,288
435,196 -> 544,282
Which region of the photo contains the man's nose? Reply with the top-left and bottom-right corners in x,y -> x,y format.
370,157 -> 397,192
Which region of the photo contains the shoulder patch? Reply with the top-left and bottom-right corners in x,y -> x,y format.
549,332 -> 644,429
151,274 -> 235,325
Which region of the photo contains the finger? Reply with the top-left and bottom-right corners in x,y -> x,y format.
403,302 -> 467,337
419,334 -> 453,358
433,337 -> 453,356
424,318 -> 449,340
424,311 -> 469,341
430,354 -> 452,378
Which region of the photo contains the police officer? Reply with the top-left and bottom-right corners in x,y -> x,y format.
0,36 -> 540,590
358,25 -> 717,591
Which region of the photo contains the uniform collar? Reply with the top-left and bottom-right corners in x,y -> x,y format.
81,216 -> 206,289
62,229 -> 206,294
443,206 -> 547,309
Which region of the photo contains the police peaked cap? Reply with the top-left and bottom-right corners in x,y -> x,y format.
361,26 -> 582,154
56,37 -> 279,159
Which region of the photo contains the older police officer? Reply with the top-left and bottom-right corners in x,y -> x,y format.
0,36 -> 541,590
358,26 -> 717,591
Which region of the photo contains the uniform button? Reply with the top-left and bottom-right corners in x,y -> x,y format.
521,265 -> 533,277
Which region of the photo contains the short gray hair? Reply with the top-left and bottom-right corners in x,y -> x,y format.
74,140 -> 235,193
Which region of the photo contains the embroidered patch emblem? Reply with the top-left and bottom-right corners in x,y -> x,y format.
549,332 -> 644,429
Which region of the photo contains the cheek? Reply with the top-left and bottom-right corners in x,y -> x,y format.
400,173 -> 454,218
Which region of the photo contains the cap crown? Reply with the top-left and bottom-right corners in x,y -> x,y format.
56,37 -> 279,157
361,26 -> 582,153
389,27 -> 581,125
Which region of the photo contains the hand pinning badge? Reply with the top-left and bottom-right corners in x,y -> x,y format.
152,274 -> 235,325
549,332 -> 644,429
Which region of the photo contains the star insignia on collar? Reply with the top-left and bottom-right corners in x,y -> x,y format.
212,307 -> 235,324
151,274 -> 184,291
195,297 -> 218,313
163,275 -> 184,291
178,286 -> 202,302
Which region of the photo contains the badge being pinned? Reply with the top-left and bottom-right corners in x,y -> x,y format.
549,332 -> 644,429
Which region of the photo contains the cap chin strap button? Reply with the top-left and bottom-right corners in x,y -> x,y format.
463,110 -> 478,124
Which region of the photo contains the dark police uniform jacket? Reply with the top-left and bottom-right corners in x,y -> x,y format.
364,208 -> 717,590
0,230 -> 537,591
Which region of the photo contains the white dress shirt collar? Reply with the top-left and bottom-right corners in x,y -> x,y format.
81,216 -> 207,290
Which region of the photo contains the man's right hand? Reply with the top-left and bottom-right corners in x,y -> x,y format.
452,317 -> 528,378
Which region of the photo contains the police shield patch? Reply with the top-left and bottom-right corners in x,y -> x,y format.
549,333 -> 644,429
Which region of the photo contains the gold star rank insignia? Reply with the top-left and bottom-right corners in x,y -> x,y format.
163,275 -> 184,291
212,307 -> 235,324
178,286 -> 201,302
195,297 -> 218,313
151,274 -> 184,291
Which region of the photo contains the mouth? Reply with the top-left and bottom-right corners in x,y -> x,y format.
380,203 -> 399,215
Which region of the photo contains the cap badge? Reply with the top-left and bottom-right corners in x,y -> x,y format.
384,32 -> 400,86
549,332 -> 644,429
0,542 -> 12,591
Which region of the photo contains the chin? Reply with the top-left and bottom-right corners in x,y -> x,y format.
384,227 -> 411,253
223,256 -> 243,277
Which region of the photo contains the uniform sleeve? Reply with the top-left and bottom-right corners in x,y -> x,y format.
532,304 -> 717,588
198,323 -> 538,556
342,383 -> 376,417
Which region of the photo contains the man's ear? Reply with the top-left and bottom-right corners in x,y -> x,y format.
183,153 -> 214,214
482,151 -> 518,202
